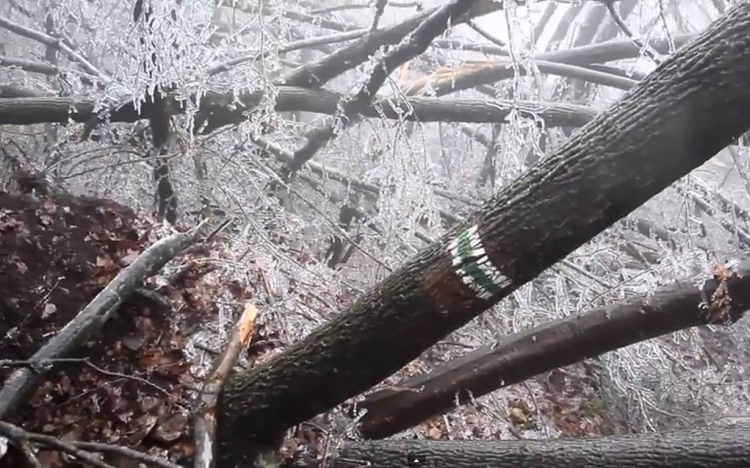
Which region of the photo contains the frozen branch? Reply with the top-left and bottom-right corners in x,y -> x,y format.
206,29 -> 368,76
277,0 -> 519,90
0,90 -> 600,129
432,33 -> 692,64
214,4 -> 750,464
408,59 -> 638,98
603,0 -> 663,64
308,1 -> 422,15
0,55 -> 60,76
0,84 -> 46,98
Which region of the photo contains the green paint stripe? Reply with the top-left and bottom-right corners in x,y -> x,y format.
463,261 -> 500,296
451,227 -> 504,297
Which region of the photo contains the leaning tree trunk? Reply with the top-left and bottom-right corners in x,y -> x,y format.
216,3 -> 750,466
327,426 -> 750,468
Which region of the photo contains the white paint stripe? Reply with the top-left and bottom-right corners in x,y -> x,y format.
470,246 -> 486,257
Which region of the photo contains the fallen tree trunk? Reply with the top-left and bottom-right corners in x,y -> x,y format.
329,426 -> 750,468
0,88 -> 598,128
356,260 -> 750,439
215,4 -> 750,466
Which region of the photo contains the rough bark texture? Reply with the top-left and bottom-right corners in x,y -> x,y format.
215,4 -> 750,467
330,426 -> 750,468
356,260 -> 750,439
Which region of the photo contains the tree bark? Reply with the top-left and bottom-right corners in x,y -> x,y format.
329,426 -> 750,468
215,4 -> 750,466
356,259 -> 750,439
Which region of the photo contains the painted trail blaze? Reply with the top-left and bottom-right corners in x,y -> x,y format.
448,225 -> 511,299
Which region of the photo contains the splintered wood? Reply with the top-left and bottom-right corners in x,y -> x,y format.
193,302 -> 259,468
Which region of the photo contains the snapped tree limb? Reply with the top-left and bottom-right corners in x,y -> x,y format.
194,302 -> 259,468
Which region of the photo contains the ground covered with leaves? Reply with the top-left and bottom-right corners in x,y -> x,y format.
0,189 -> 235,466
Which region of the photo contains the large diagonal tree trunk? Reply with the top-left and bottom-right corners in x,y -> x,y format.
216,3 -> 750,467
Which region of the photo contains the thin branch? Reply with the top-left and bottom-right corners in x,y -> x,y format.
206,29 -> 368,76
0,357 -> 175,402
604,0 -> 663,64
680,188 -> 750,248
280,9 -> 360,32
248,129 -> 474,229
468,19 -> 506,47
371,0 -> 388,31
431,33 -> 693,63
279,8 -> 433,86
308,1 -> 422,15
1,55 -> 61,75
0,420 -> 179,468
0,421 -> 116,468
72,442 -> 180,468
287,185 -> 394,272
0,55 -> 99,88
0,84 -> 47,98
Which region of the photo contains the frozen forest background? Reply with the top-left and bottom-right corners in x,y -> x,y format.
2,0 -> 750,442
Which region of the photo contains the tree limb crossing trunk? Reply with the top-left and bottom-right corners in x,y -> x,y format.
216,4 -> 750,466
329,426 -> 750,468
355,260 -> 750,438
